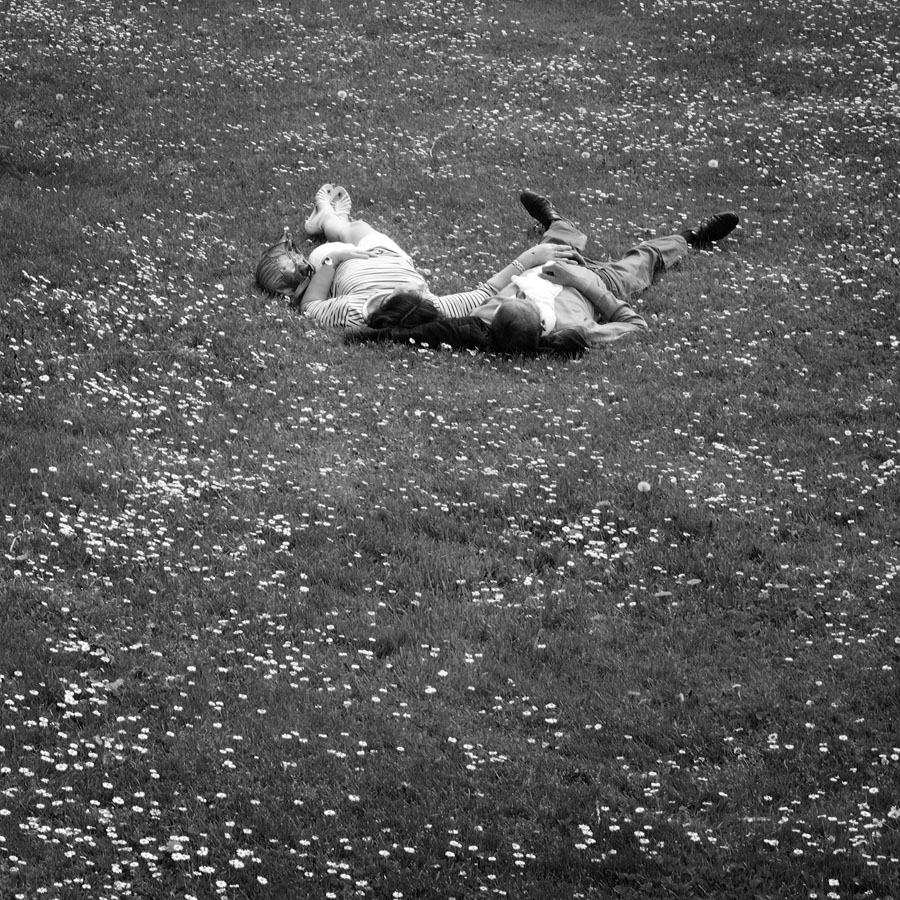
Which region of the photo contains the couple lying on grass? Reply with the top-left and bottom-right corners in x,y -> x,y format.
290,184 -> 738,357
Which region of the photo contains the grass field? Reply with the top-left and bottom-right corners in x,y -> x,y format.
1,0 -> 899,898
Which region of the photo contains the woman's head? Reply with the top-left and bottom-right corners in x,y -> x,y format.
368,290 -> 440,329
489,298 -> 541,354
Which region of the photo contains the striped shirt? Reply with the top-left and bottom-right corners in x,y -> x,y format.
302,248 -> 498,328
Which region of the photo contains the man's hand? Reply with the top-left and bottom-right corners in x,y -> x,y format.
538,260 -> 591,290
515,244 -> 585,270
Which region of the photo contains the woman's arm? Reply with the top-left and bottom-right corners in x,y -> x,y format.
297,256 -> 366,327
301,294 -> 368,328
298,244 -> 374,308
298,258 -> 336,307
485,244 -> 582,293
430,246 -> 582,318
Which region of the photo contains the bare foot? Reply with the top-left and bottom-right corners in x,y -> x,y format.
304,183 -> 336,235
331,185 -> 352,220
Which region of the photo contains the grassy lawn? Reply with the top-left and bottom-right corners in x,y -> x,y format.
1,0 -> 899,898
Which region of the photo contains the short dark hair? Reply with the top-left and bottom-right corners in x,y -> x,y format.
489,300 -> 541,354
369,290 -> 440,329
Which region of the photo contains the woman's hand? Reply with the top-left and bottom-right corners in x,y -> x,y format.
329,243 -> 374,265
515,244 -> 585,270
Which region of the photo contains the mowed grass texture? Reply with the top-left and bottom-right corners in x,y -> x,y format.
1,1 -> 899,898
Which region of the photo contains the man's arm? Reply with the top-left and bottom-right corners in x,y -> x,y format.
541,261 -> 647,326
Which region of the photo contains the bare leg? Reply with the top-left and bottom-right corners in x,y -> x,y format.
304,183 -> 415,270
306,184 -> 374,242
306,204 -> 390,268
319,213 -> 376,244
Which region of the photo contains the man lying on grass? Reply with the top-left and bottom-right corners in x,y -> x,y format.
343,191 -> 739,356
291,184 -> 581,328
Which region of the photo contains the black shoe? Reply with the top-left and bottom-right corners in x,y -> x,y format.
682,212 -> 739,249
520,190 -> 563,229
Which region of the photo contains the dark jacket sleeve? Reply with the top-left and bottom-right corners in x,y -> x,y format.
344,317 -> 492,352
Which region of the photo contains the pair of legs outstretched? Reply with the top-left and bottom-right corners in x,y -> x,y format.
521,189 -> 739,308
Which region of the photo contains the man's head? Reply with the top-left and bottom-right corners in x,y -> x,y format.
489,298 -> 541,354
